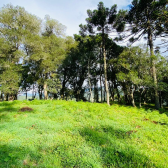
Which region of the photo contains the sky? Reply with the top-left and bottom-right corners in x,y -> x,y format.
0,0 -> 167,56
0,0 -> 132,36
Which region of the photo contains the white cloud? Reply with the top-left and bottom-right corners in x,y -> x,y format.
0,0 -> 132,37
1,0 -> 167,57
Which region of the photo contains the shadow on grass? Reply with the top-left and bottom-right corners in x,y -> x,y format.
0,106 -> 18,113
0,144 -> 41,168
0,101 -> 35,121
0,126 -> 157,167
79,126 -> 156,168
0,102 -> 18,121
138,103 -> 168,117
112,101 -> 168,116
0,100 -> 19,106
0,101 -> 18,113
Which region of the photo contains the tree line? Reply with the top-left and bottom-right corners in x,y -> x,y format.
0,1 -> 168,110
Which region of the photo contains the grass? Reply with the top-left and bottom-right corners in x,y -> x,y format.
0,100 -> 168,167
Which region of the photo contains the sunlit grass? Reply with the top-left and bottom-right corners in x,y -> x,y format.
0,100 -> 168,167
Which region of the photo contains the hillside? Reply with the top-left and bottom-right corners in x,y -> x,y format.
0,100 -> 168,167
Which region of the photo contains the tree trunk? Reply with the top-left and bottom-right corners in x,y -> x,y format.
103,47 -> 110,105
32,84 -> 34,99
144,90 -> 147,104
94,80 -> 98,102
96,86 -> 99,102
130,86 -> 136,107
103,82 -> 106,102
0,92 -> 3,101
2,93 -> 4,101
139,88 -> 145,108
44,82 -> 48,100
100,75 -> 102,102
148,27 -> 160,109
123,83 -> 128,104
53,93 -> 57,99
38,86 -> 43,100
6,94 -> 9,101
100,48 -> 103,103
34,91 -> 36,99
159,91 -> 162,108
139,89 -> 142,108
117,89 -> 120,102
102,31 -> 110,105
109,83 -> 114,101
61,80 -> 66,100
26,91 -> 27,100
88,90 -> 91,102
14,94 -> 17,100
139,95 -> 142,108
88,59 -> 93,103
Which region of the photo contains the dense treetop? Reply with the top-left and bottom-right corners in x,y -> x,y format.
0,1 -> 168,109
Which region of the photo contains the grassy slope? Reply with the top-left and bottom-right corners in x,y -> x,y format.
0,100 -> 168,168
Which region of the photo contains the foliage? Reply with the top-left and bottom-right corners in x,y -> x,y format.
0,65 -> 20,95
47,74 -> 62,94
0,4 -> 41,98
124,0 -> 168,109
0,2 -> 168,109
116,46 -> 152,86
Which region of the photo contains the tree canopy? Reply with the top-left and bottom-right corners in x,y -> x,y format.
0,2 -> 168,110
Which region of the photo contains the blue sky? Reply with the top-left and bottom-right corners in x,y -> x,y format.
0,0 -> 132,36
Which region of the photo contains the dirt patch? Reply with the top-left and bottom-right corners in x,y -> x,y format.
143,118 -> 149,121
20,107 -> 33,112
152,121 -> 158,124
143,118 -> 167,125
135,125 -> 141,129
126,130 -> 137,135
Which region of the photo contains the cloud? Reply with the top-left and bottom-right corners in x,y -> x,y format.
0,0 -> 132,37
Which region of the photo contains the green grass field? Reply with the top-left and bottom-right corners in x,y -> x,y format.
0,100 -> 168,168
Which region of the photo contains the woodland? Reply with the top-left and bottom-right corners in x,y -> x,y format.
0,0 -> 168,110
1,1 -> 168,167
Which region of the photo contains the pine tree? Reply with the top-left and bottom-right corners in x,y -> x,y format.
79,2 -> 120,105
120,0 -> 168,109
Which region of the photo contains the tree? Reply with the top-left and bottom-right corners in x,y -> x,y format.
20,64 -> 35,100
79,2 -> 120,105
0,65 -> 20,100
121,0 -> 168,109
0,4 -> 41,100
58,34 -> 99,101
27,15 -> 66,100
105,37 -> 124,102
115,46 -> 153,107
